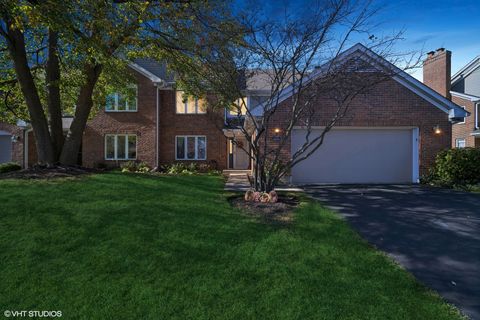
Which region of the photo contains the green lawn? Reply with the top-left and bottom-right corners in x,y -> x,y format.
0,173 -> 463,319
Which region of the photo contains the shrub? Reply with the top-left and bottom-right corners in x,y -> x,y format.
120,161 -> 137,173
161,162 -> 220,175
120,161 -> 151,173
0,162 -> 21,174
426,148 -> 480,187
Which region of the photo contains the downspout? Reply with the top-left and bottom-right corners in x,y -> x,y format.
155,85 -> 160,170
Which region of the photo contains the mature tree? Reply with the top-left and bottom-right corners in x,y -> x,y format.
0,0 -> 227,166
165,0 -> 420,192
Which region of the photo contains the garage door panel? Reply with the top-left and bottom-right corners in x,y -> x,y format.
291,129 -> 413,184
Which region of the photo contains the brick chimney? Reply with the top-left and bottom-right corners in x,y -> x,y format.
423,48 -> 451,99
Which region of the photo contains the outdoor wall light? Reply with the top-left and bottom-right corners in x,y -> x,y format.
11,135 -> 19,143
274,128 -> 281,134
433,125 -> 442,135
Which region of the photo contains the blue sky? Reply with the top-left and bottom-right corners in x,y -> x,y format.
236,0 -> 480,80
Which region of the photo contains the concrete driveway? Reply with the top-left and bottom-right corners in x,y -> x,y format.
305,185 -> 480,319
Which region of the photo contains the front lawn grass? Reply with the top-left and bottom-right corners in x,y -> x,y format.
0,173 -> 464,319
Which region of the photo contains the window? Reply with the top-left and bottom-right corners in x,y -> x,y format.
175,136 -> 206,160
105,134 -> 137,160
228,97 -> 248,116
476,103 -> 479,129
457,106 -> 466,124
105,85 -> 137,112
455,138 -> 466,149
176,91 -> 206,114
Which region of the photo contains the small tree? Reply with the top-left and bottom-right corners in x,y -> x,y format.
164,0 -> 420,192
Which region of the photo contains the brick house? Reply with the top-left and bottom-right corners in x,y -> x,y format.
0,43 -> 467,184
448,55 -> 480,148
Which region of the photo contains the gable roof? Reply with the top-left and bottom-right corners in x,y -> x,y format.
252,43 -> 468,120
451,55 -> 480,85
129,59 -> 175,85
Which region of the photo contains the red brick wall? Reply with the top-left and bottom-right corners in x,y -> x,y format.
0,122 -> 24,166
268,76 -> 452,176
83,71 -> 157,168
158,90 -> 227,170
83,70 -> 227,170
451,96 -> 478,147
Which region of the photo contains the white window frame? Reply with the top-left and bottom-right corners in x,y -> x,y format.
455,138 -> 466,149
175,91 -> 206,114
104,134 -> 137,160
175,135 -> 207,160
475,103 -> 479,129
105,85 -> 138,112
457,106 -> 466,124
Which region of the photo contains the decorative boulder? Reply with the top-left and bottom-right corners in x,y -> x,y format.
252,191 -> 261,202
269,190 -> 278,203
244,190 -> 255,202
259,192 -> 270,203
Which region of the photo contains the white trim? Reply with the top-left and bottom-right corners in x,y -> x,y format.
452,56 -> 480,85
292,125 -> 418,130
104,134 -> 137,160
0,130 -> 10,135
128,63 -> 165,84
450,91 -> 480,102
175,91 -> 207,115
456,106 -> 466,124
412,128 -> 419,183
455,138 -> 466,148
105,86 -> 138,112
175,135 -> 207,160
155,86 -> 160,168
476,103 -> 480,130
254,43 -> 467,119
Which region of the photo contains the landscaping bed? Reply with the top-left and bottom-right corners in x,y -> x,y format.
228,193 -> 299,223
0,165 -> 98,180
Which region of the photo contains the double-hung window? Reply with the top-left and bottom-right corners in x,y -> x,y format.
105,134 -> 137,160
106,85 -> 138,112
455,138 -> 466,149
176,91 -> 206,114
457,106 -> 466,124
176,136 -> 206,160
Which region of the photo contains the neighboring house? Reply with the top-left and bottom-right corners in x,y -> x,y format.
449,55 -> 480,148
0,43 -> 468,185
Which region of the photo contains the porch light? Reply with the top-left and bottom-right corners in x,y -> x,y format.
11,135 -> 18,143
433,125 -> 442,135
274,128 -> 281,134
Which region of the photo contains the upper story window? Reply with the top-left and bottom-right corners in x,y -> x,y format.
176,91 -> 206,114
105,85 -> 138,112
228,97 -> 248,116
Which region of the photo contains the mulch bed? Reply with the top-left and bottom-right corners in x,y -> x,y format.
229,194 -> 300,224
0,165 -> 99,180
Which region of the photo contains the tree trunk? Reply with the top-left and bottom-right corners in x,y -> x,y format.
59,63 -> 102,165
6,26 -> 56,165
46,29 -> 64,158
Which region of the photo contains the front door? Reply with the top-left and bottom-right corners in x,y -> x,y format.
233,137 -> 250,169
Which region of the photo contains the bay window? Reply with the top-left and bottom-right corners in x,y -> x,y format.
176,136 -> 207,160
105,134 -> 137,160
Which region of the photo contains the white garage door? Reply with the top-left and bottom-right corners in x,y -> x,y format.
0,132 -> 12,164
291,128 -> 417,184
